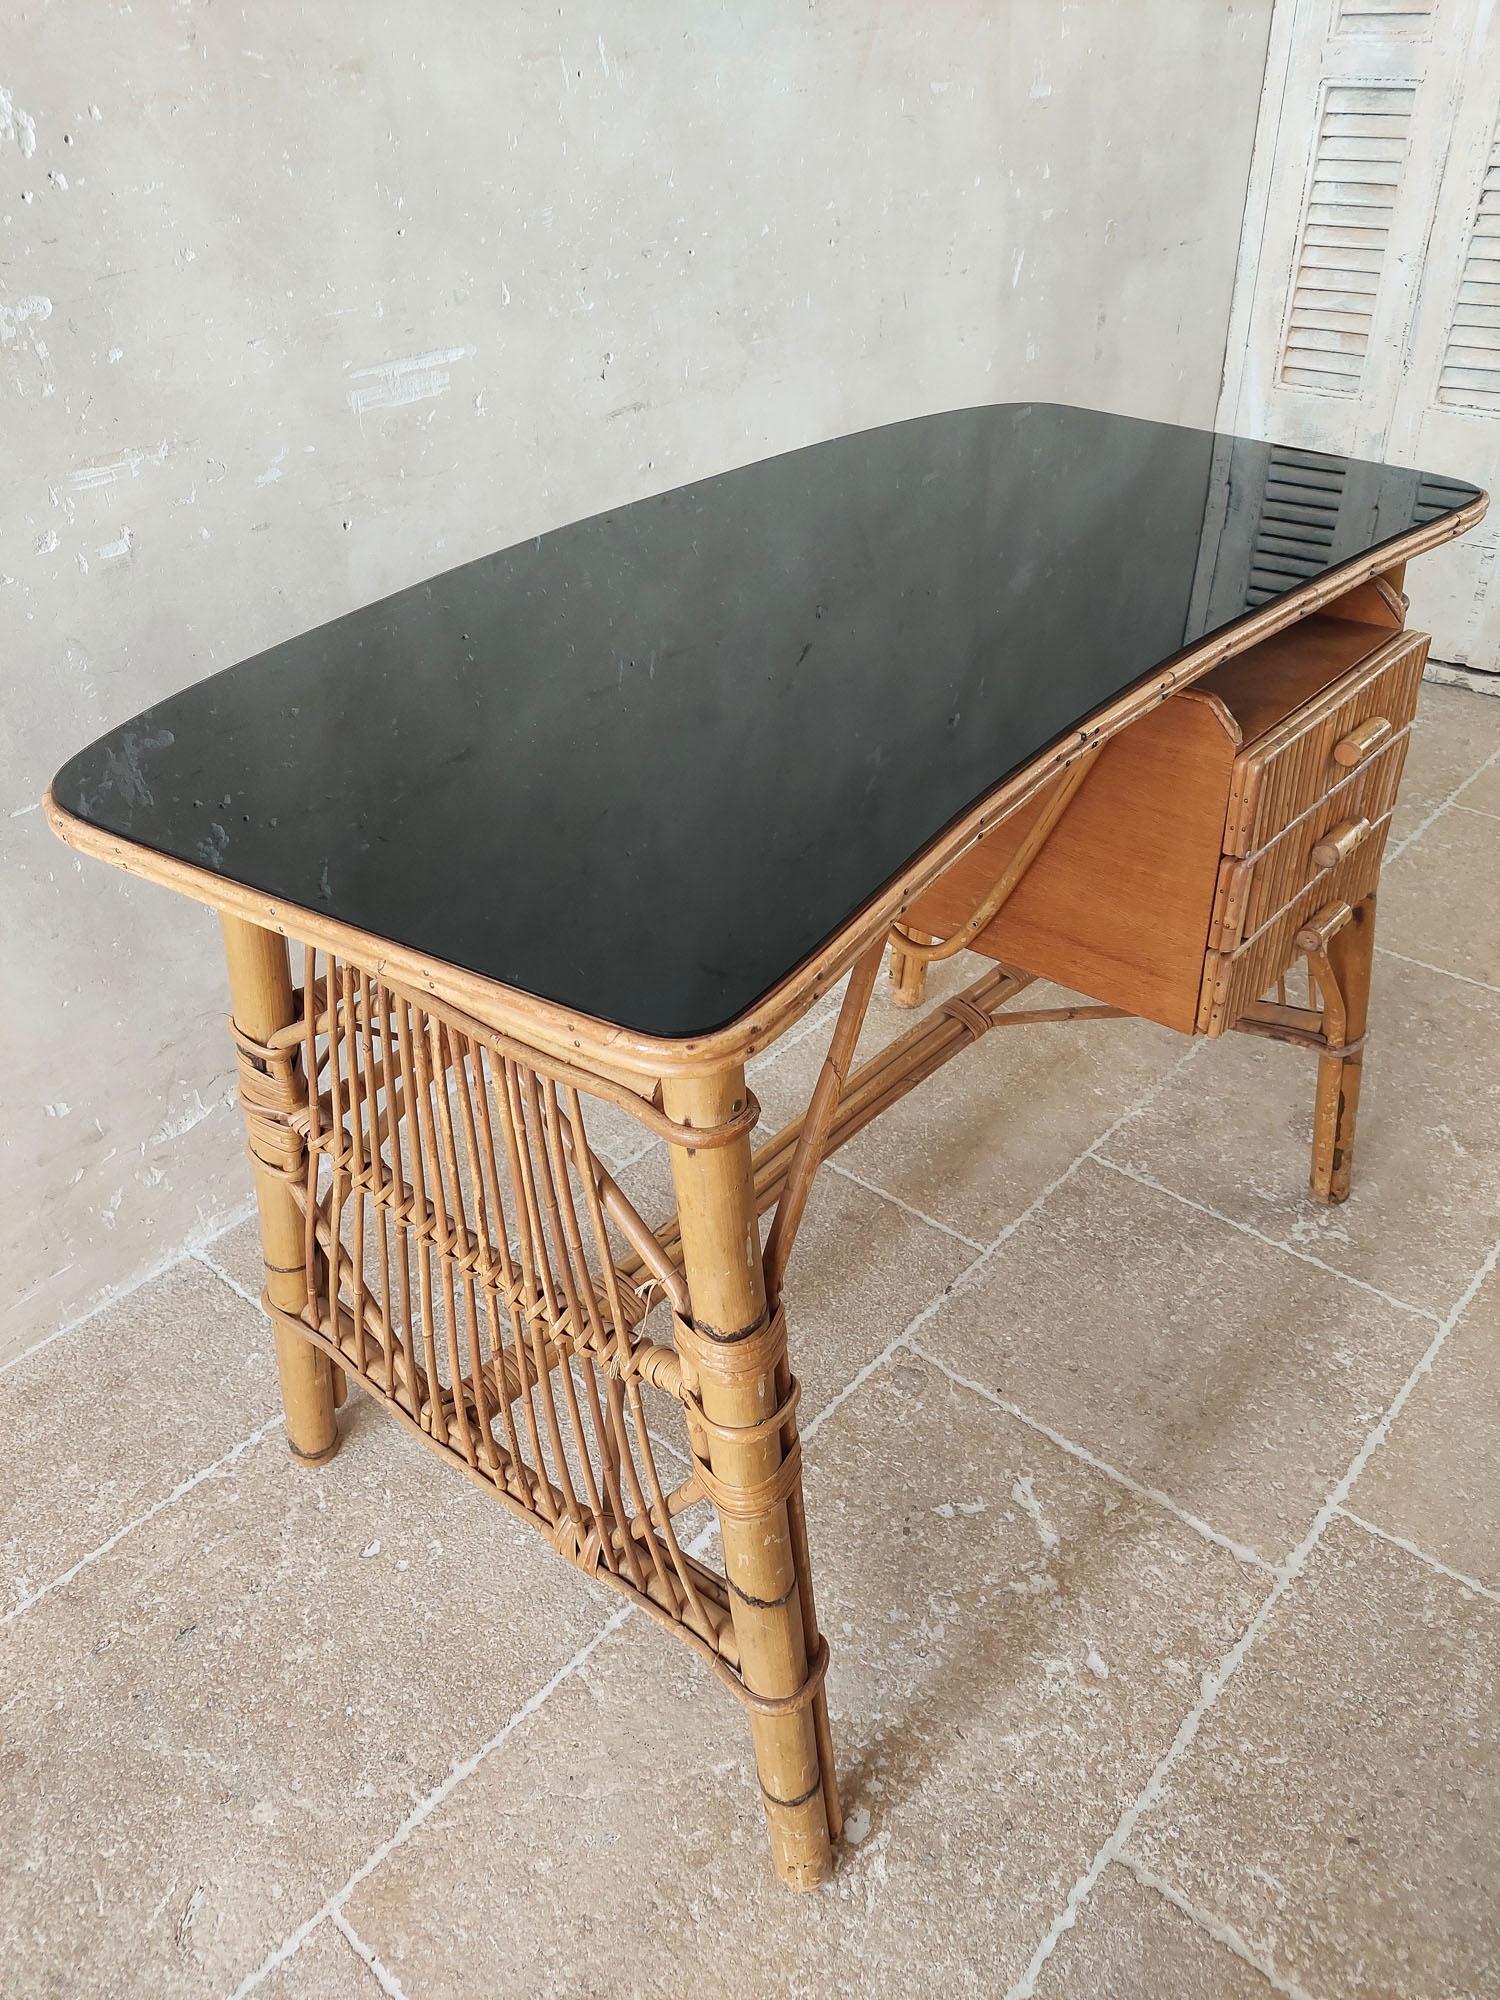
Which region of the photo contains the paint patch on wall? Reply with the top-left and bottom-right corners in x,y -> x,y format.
0,294 -> 51,343
0,83 -> 37,158
345,345 -> 475,415
70,442 -> 171,491
97,528 -> 134,563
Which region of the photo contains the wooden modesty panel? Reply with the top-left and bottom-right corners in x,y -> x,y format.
904,692 -> 1236,1032
904,615 -> 1430,1035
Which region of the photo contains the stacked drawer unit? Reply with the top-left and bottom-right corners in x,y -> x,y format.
1197,623 -> 1426,1031
901,603 -> 1429,1038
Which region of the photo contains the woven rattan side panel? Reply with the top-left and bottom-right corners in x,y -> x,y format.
239,947 -> 751,1676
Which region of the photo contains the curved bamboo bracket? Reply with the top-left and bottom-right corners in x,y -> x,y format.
887,743 -> 1103,966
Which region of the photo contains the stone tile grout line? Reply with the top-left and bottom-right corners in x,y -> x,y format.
193,1246 -> 264,1312
824,1156 -> 987,1250
1374,942 -> 1500,998
0,1197 -> 258,1381
0,1410 -> 286,1629
1000,1232 -> 1500,2000
1090,1152 -> 1445,1325
801,1037 -> 1211,1455
1334,1502 -> 1500,1607
906,1341 -> 1278,1576
226,1607 -> 636,2000
329,1907 -> 418,2000
1115,1852 -> 1318,2000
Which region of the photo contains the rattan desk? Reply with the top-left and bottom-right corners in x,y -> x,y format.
48,404 -> 1485,1891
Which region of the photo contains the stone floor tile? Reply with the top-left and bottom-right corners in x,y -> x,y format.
1390,683 -> 1500,843
1380,803 -> 1500,991
1,1258 -> 277,1619
342,1351 -> 1262,1999
771,1165 -> 976,1418
1103,950 -> 1500,1317
1345,1263 -> 1500,1592
0,1398 -> 608,2000
1031,1862 -> 1278,1998
919,1158 -> 1430,1564
1129,1518 -> 1500,2000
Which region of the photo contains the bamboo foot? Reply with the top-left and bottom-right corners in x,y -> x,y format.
222,914 -> 340,1464
1309,894 -> 1376,1204
274,1323 -> 341,1464
663,1067 -> 836,1891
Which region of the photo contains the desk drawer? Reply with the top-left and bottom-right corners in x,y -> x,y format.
1208,729 -> 1410,951
1222,629 -> 1428,857
1197,811 -> 1393,1035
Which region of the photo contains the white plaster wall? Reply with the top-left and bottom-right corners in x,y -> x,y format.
1,0 -> 1272,1365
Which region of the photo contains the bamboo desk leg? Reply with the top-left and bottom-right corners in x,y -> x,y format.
888,933 -> 931,1010
662,1066 -> 835,1891
221,914 -> 340,1464
1310,892 -> 1377,1205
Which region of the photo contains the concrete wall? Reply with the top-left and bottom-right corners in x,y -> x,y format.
2,0 -> 1273,1366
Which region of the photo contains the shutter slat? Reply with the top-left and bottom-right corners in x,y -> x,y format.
1335,0 -> 1436,25
1319,136 -> 1411,163
1288,304 -> 1382,331
1295,249 -> 1384,280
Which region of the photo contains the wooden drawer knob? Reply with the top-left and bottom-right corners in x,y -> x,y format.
1332,716 -> 1393,768
1311,816 -> 1373,870
1296,901 -> 1354,956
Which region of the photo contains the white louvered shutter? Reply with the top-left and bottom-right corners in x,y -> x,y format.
1226,0 -> 1500,671
1387,20 -> 1500,666
1433,115 -> 1500,411
1279,85 -> 1415,397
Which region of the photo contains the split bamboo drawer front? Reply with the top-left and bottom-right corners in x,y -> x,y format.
903,614 -> 1430,1037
